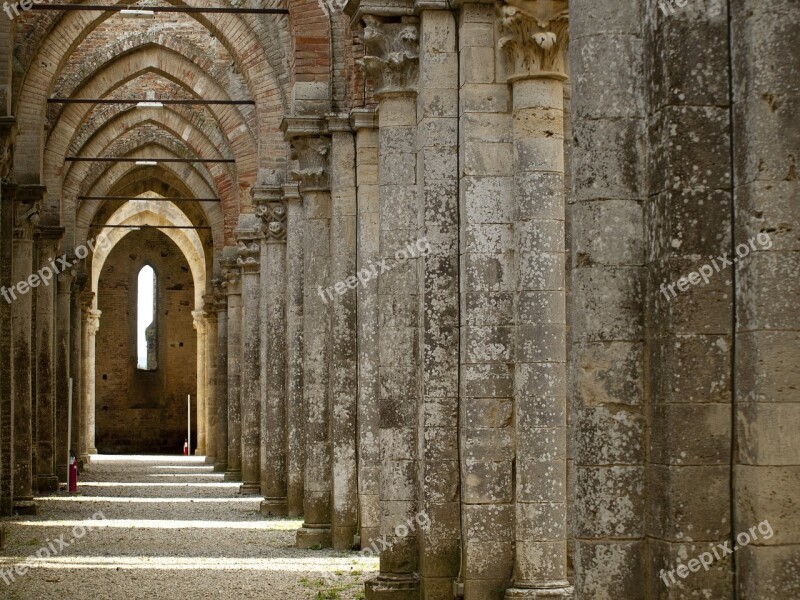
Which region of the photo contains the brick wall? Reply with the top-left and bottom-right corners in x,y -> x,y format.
95,229 -> 197,454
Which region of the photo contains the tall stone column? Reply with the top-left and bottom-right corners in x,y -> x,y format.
498,2 -> 572,597
283,119 -> 333,548
203,296 -> 218,467
328,114 -> 359,550
284,183 -> 305,517
222,255 -> 242,482
0,177 -> 14,516
82,304 -> 100,459
34,226 -> 63,492
213,279 -> 228,473
360,14 -> 421,598
237,222 -> 261,495
55,261 -> 74,482
732,2 -> 800,596
75,288 -> 91,462
12,198 -> 40,514
192,311 -> 207,457
351,108 -> 381,551
256,187 -> 289,516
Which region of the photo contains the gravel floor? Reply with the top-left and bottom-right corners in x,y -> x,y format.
0,455 -> 377,600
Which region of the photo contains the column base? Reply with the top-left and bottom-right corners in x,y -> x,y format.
365,575 -> 420,600
37,474 -> 60,493
88,447 -> 98,455
195,445 -> 206,456
239,481 -> 261,495
260,498 -> 288,517
224,469 -> 242,482
13,499 -> 38,515
213,461 -> 227,473
204,455 -> 215,466
296,524 -> 332,549
504,582 -> 574,599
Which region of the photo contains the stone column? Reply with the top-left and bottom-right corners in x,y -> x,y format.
222,255 -> 242,482
213,279 -> 228,473
75,287 -> 90,462
360,14 -> 421,598
732,2 -> 800,596
0,177 -> 14,516
283,119 -> 333,548
203,296 -> 218,467
498,2 -> 572,597
12,198 -> 40,514
351,108 -> 381,550
34,226 -> 63,493
237,222 -> 261,495
55,261 -> 74,482
284,183 -> 305,517
416,10 -> 461,598
328,114 -> 359,550
82,304 -> 100,459
256,187 -> 289,516
192,310 -> 207,457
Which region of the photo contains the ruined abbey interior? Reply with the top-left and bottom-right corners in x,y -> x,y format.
0,0 -> 797,599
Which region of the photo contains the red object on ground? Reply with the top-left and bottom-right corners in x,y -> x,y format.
68,455 -> 78,493
183,441 -> 189,456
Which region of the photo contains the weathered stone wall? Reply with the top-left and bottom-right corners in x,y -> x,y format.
95,229 -> 197,454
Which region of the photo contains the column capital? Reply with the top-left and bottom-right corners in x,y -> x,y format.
360,15 -> 419,97
14,200 -> 41,240
236,228 -> 261,273
288,134 -> 332,192
497,0 -> 569,82
212,278 -> 228,311
253,185 -> 288,243
84,309 -> 101,336
35,225 -> 65,246
192,310 -> 208,334
221,257 -> 241,294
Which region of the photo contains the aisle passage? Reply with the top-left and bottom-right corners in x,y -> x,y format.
0,456 -> 376,600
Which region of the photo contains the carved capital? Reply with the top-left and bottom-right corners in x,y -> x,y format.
497,0 -> 569,81
14,201 -> 41,241
288,136 -> 331,191
236,233 -> 261,273
192,310 -> 208,334
253,185 -> 288,243
360,15 -> 419,96
221,257 -> 241,293
212,278 -> 228,311
84,308 -> 101,336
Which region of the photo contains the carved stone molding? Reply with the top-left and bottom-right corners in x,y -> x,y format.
253,185 -> 287,243
497,0 -> 569,81
360,15 -> 419,96
288,136 -> 331,192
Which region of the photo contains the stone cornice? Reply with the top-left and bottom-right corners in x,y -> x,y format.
283,183 -> 302,205
497,0 -> 569,82
350,108 -> 379,131
35,225 -> 65,242
344,0 -> 415,24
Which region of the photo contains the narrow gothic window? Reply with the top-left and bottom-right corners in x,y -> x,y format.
137,265 -> 157,371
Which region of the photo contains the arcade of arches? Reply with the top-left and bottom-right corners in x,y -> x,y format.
0,1 -> 797,599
